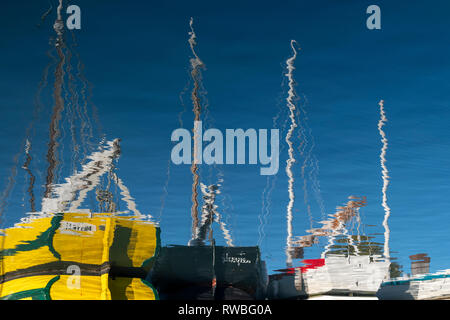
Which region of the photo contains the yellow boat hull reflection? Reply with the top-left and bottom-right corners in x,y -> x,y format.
0,212 -> 160,300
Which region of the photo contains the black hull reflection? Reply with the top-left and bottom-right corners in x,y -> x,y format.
149,245 -> 268,300
268,273 -> 307,300
376,283 -> 416,300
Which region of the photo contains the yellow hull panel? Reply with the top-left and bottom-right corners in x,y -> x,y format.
0,213 -> 160,300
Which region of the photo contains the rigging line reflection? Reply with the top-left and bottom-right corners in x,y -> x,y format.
188,18 -> 205,243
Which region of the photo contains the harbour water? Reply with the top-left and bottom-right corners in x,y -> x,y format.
1,0 -> 450,300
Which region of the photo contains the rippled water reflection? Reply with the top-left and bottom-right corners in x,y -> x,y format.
1,0 -> 450,300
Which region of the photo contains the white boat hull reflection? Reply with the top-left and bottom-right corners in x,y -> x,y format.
377,270 -> 450,300
296,255 -> 390,298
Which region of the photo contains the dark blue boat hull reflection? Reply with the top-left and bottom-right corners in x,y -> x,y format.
149,245 -> 268,300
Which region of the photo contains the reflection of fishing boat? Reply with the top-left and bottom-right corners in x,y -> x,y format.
151,182 -> 268,300
150,245 -> 267,300
0,212 -> 159,300
377,271 -> 450,300
377,254 -> 450,300
268,196 -> 390,300
297,196 -> 390,299
149,18 -> 267,300
0,2 -> 161,300
298,255 -> 389,299
268,256 -> 388,300
268,99 -> 393,300
0,141 -> 160,300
